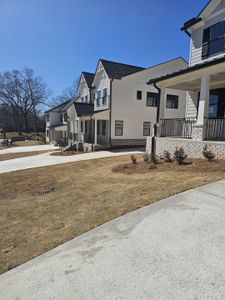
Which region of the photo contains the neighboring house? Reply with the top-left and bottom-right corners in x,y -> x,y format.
67,58 -> 187,149
146,0 -> 225,158
47,58 -> 188,149
45,100 -> 71,145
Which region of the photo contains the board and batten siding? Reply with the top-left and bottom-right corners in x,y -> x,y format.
190,9 -> 225,66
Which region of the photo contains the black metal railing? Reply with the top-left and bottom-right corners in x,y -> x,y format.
159,118 -> 196,139
204,117 -> 225,141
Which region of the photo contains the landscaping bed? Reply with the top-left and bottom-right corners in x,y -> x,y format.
50,150 -> 84,156
112,158 -> 225,174
0,154 -> 225,274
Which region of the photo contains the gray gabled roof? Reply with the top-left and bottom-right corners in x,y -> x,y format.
82,72 -> 95,88
99,59 -> 145,79
74,102 -> 94,117
45,100 -> 71,114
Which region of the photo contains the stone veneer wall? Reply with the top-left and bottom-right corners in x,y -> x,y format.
146,137 -> 225,159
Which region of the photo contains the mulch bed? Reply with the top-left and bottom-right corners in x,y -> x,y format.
112,158 -> 225,174
50,151 -> 85,156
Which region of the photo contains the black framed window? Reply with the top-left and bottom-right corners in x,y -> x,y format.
137,90 -> 142,100
81,97 -> 84,103
96,90 -> 101,106
102,88 -> 107,105
85,95 -> 88,103
166,94 -> 179,109
115,120 -> 123,136
202,21 -> 225,59
143,122 -> 151,136
80,121 -> 83,132
46,130 -> 49,137
46,114 -> 49,122
146,92 -> 158,107
102,120 -> 106,135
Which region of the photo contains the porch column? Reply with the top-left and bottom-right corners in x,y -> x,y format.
197,74 -> 210,125
94,118 -> 97,145
192,74 -> 210,141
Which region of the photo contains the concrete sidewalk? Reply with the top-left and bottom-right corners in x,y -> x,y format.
1,180 -> 225,299
0,149 -> 143,174
0,144 -> 58,154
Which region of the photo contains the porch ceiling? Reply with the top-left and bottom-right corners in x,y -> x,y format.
156,60 -> 225,92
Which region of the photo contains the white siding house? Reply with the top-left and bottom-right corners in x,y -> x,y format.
146,0 -> 225,158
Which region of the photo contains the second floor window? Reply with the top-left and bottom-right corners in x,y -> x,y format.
137,90 -> 142,100
166,94 -> 179,109
85,95 -> 88,103
115,120 -> 123,136
46,114 -> 49,122
81,97 -> 84,103
96,90 -> 101,107
102,88 -> 107,105
202,21 -> 225,59
146,92 -> 158,107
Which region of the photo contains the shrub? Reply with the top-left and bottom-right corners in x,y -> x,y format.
163,150 -> 173,162
202,145 -> 215,161
143,153 -> 150,163
131,155 -> 137,164
174,147 -> 187,165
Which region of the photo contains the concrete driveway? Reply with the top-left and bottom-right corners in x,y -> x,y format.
0,149 -> 143,174
1,180 -> 225,299
0,144 -> 58,154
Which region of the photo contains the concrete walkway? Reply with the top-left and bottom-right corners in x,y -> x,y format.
0,149 -> 143,174
0,144 -> 58,154
1,180 -> 225,299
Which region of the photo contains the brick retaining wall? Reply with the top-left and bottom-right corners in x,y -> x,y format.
146,137 -> 225,159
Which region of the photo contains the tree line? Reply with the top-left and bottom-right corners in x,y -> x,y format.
0,67 -> 78,135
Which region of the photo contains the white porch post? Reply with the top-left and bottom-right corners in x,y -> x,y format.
197,74 -> 210,125
192,74 -> 210,141
94,118 -> 97,145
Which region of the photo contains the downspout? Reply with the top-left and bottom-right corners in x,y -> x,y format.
109,79 -> 113,148
151,82 -> 161,162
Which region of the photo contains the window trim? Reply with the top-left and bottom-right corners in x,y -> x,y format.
137,90 -> 142,100
166,94 -> 179,109
146,92 -> 158,107
143,122 -> 151,136
115,120 -> 123,136
202,20 -> 225,59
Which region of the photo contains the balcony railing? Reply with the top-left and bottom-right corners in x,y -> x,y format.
159,118 -> 196,139
204,117 -> 225,141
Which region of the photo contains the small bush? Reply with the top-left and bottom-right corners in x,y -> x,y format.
202,145 -> 215,161
143,153 -> 150,163
163,150 -> 173,162
131,155 -> 137,164
174,147 -> 187,165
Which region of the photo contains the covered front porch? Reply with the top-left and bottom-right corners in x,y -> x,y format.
156,58 -> 225,142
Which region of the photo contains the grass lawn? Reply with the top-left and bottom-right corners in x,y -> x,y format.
0,154 -> 225,274
0,140 -> 45,150
0,151 -> 53,161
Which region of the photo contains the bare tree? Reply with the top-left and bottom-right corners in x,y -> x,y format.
51,78 -> 79,106
0,68 -> 50,134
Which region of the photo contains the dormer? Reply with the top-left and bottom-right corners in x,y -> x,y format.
77,72 -> 95,103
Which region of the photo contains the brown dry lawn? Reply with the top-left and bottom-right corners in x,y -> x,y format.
0,150 -> 52,161
0,140 -> 45,150
0,154 -> 225,274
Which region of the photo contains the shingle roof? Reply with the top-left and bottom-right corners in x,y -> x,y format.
100,59 -> 145,79
74,102 -> 94,117
82,72 -> 95,88
45,100 -> 71,113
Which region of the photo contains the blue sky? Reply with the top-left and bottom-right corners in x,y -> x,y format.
0,0 -> 207,97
